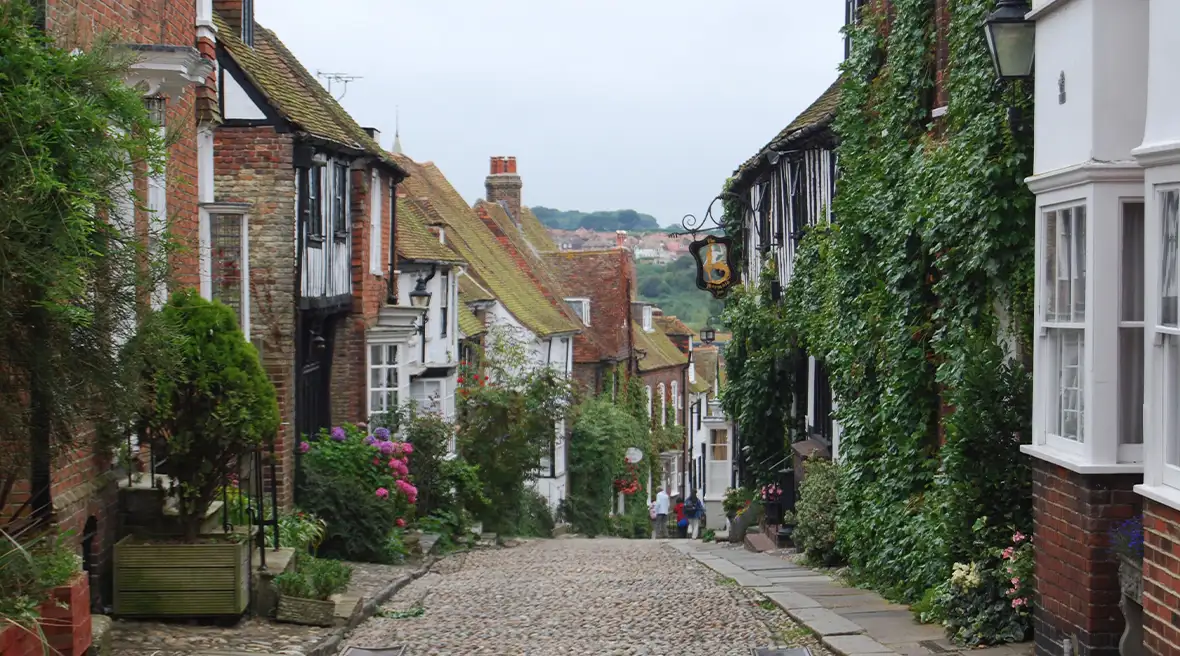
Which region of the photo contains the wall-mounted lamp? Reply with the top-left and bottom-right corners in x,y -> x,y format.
983,0 -> 1034,81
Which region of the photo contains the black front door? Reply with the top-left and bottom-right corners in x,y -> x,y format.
295,312 -> 337,447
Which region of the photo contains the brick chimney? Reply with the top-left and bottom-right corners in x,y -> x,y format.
616,230 -> 627,249
486,156 -> 523,222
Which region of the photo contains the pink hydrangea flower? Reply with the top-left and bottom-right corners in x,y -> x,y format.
396,518 -> 406,528
401,442 -> 414,455
375,487 -> 389,499
1012,531 -> 1026,543
299,442 -> 310,454
1011,598 -> 1025,608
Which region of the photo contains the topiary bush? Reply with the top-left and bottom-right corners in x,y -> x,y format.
137,290 -> 279,541
793,457 -> 841,566
297,424 -> 415,563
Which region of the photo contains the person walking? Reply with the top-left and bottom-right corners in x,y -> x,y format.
652,488 -> 670,539
674,496 -> 688,538
684,489 -> 704,539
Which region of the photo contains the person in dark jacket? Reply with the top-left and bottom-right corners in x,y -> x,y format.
683,489 -> 705,539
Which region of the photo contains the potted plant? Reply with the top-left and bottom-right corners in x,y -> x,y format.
0,531 -> 92,656
273,556 -> 353,627
114,291 -> 280,617
776,510 -> 797,547
760,483 -> 784,525
1110,515 -> 1144,603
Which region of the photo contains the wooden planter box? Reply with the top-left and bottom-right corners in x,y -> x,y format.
113,534 -> 250,617
38,573 -> 93,656
0,623 -> 45,656
275,594 -> 336,627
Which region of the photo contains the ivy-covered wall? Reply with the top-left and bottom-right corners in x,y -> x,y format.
726,0 -> 1037,613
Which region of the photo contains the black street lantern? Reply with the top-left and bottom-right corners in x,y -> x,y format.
700,323 -> 716,345
983,0 -> 1035,80
689,234 -> 737,299
408,276 -> 432,309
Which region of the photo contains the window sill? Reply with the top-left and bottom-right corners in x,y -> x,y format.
306,235 -> 325,248
1020,443 -> 1144,474
333,231 -> 348,243
1134,483 -> 1180,513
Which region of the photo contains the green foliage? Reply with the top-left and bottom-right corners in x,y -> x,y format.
720,0 -> 1034,639
532,206 -> 660,231
137,290 -> 279,541
0,530 -> 82,625
457,326 -> 574,535
273,556 -> 353,601
297,424 -> 415,563
919,527 -> 1034,646
384,528 -> 411,563
400,411 -> 461,517
794,459 -> 841,566
635,256 -> 725,330
719,274 -> 803,485
722,487 -> 754,519
0,1 -> 171,525
279,511 -> 328,555
566,397 -> 646,537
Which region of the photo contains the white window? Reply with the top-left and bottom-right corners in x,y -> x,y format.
369,170 -> 383,275
646,385 -> 653,419
671,381 -> 679,425
368,343 -> 399,417
1157,189 -> 1180,486
658,383 -> 666,426
210,212 -> 250,335
1119,201 -> 1145,458
566,298 -> 590,326
643,306 -> 653,332
1043,204 -> 1087,444
440,271 -> 450,338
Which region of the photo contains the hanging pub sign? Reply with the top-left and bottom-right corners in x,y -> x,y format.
690,234 -> 737,298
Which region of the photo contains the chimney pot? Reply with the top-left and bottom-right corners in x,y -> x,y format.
616,230 -> 627,248
507,157 -> 517,174
489,157 -> 500,175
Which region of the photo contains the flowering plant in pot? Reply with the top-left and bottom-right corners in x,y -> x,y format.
1110,515 -> 1144,603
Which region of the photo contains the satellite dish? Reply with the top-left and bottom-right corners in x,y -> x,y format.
625,448 -> 644,464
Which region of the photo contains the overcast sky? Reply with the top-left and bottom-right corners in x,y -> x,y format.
255,1 -> 845,227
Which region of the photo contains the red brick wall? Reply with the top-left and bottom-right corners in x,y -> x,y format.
1143,499 -> 1180,655
1031,460 -> 1141,656
214,125 -> 298,508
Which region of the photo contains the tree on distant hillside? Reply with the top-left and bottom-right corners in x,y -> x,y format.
634,255 -> 725,330
532,206 -> 661,231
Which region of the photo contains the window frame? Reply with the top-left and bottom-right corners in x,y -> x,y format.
332,162 -> 349,241
367,342 -> 400,419
302,165 -> 325,246
658,383 -> 666,427
1040,201 -> 1088,456
565,297 -> 591,326
369,170 -> 384,276
440,270 -> 450,339
1152,186 -> 1180,490
1118,199 -> 1146,464
671,380 -> 679,425
642,306 -> 653,332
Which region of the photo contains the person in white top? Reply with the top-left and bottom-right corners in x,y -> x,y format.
651,489 -> 671,539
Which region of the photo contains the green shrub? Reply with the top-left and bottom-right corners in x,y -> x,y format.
794,458 -> 840,565
272,570 -> 312,599
298,424 -> 415,563
566,398 -> 645,538
722,487 -> 755,518
384,529 -> 410,563
272,556 -> 352,601
137,290 -> 279,541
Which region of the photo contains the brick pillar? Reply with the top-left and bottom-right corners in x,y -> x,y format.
1031,460 -> 1141,655
1143,499 -> 1180,654
485,156 -> 523,221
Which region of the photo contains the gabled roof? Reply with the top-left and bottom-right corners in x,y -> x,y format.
458,274 -> 495,304
730,77 -> 841,190
396,198 -> 464,264
634,324 -> 687,373
519,206 -> 559,252
389,154 -> 582,338
215,14 -> 404,175
654,315 -> 692,338
692,347 -> 724,392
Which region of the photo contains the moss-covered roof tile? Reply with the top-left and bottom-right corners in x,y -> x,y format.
458,274 -> 495,303
634,325 -> 687,373
519,206 -> 559,252
215,14 -> 403,173
457,300 -> 485,337
389,154 -> 582,338
396,198 -> 464,263
731,77 -> 841,188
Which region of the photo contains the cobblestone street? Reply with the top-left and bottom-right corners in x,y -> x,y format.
344,538 -> 818,656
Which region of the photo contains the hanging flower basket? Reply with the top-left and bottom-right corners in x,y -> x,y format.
275,594 -> 336,627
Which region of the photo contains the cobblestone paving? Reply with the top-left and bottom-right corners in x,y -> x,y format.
345,538 -> 825,656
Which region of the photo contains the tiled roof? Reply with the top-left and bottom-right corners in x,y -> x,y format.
457,300 -> 485,337
519,206 -> 558,252
215,14 -> 403,174
692,347 -> 722,392
634,324 -> 687,373
731,77 -> 841,189
457,273 -> 495,303
396,198 -> 464,263
389,154 -> 582,338
654,315 -> 693,337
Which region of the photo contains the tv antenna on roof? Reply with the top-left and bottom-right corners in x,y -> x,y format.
316,71 -> 362,100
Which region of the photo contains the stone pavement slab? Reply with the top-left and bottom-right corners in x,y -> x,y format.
679,542 -> 1032,656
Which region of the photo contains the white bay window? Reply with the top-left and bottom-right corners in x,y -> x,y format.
1043,204 -> 1087,446
1149,188 -> 1180,492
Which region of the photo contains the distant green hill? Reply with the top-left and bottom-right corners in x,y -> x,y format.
636,255 -> 724,331
532,206 -> 661,231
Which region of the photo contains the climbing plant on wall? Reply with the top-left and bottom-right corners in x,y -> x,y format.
724,0 -> 1036,637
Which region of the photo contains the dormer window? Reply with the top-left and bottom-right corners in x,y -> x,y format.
566,298 -> 590,326
844,0 -> 867,60
241,0 -> 255,47
643,306 -> 653,332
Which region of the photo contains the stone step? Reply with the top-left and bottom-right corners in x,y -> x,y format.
745,532 -> 777,552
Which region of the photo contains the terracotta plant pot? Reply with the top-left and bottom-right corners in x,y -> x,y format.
275,594 -> 336,627
38,572 -> 93,656
0,623 -> 47,656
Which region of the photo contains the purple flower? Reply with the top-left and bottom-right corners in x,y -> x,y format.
364,435 -> 377,445
374,427 -> 391,441
299,442 -> 310,454
330,426 -> 347,441
379,441 -> 395,456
